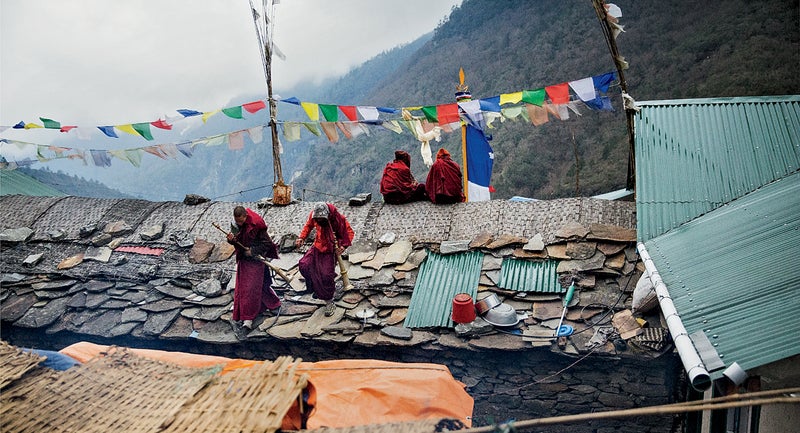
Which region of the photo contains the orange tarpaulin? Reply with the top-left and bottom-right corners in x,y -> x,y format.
59,342 -> 473,429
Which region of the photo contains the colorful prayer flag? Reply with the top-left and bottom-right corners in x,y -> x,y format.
98,126 -> 118,138
132,123 -> 154,140
465,124 -> 494,202
319,104 -> 339,122
40,118 -> 61,129
151,119 -> 173,130
242,100 -> 266,113
222,106 -> 244,119
436,104 -> 460,124
177,109 -> 202,117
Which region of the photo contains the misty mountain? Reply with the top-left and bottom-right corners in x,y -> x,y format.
21,0 -> 800,202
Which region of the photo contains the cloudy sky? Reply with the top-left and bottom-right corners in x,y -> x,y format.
0,0 -> 462,130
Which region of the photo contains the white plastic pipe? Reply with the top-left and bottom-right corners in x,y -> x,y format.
637,242 -> 711,391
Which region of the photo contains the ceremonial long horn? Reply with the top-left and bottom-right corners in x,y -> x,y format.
211,222 -> 293,283
333,236 -> 354,291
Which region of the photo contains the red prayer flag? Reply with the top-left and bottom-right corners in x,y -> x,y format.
150,119 -> 173,130
436,103 -> 460,124
545,83 -> 570,104
243,100 -> 267,113
59,126 -> 77,132
339,105 -> 358,121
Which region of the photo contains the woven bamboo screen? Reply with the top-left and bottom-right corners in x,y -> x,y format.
0,340 -> 45,389
0,345 -> 307,433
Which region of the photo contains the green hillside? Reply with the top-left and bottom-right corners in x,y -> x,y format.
291,0 -> 800,201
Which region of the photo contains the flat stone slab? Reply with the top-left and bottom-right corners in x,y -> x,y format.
141,309 -> 181,335
361,248 -> 388,270
271,252 -> 303,271
0,227 -> 34,243
468,332 -> 530,350
194,319 -> 240,344
523,233 -> 545,251
556,251 -> 606,273
84,246 -> 112,263
13,297 -> 71,328
300,305 -> 346,337
347,240 -> 378,264
588,223 -> 636,242
195,278 -> 222,297
347,265 -> 375,280
383,240 -> 413,265
380,325 -> 413,340
395,249 -> 427,271
440,240 -> 470,255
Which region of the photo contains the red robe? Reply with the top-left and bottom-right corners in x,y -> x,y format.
380,160 -> 426,204
298,204 -> 354,301
425,154 -> 465,204
229,208 -> 280,321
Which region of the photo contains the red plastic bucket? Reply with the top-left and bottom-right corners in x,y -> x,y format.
452,293 -> 476,324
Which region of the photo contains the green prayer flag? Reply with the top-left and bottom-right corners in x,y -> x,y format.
302,122 -> 321,136
40,117 -> 61,129
522,89 -> 546,106
132,123 -> 154,140
421,106 -> 438,123
222,106 -> 244,119
319,104 -> 339,122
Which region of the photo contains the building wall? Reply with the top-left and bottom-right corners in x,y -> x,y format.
4,326 -> 684,432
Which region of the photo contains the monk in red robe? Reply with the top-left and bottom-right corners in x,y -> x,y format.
227,206 -> 281,329
295,203 -> 355,316
425,148 -> 465,204
380,150 -> 427,204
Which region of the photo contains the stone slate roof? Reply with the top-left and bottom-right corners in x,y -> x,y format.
0,194 -> 666,359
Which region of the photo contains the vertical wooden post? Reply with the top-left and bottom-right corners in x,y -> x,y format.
457,68 -> 469,201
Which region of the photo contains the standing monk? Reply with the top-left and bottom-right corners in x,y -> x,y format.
295,202 -> 355,316
227,206 -> 281,329
380,150 -> 427,204
425,148 -> 465,204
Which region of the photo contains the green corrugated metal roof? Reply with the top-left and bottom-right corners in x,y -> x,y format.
0,170 -> 66,197
635,95 -> 800,242
404,251 -> 483,329
644,171 -> 800,378
497,258 -> 562,293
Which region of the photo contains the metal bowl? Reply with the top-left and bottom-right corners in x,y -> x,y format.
482,303 -> 520,327
475,293 -> 501,314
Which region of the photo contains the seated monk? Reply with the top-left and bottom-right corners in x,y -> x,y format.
425,148 -> 465,204
380,150 -> 427,204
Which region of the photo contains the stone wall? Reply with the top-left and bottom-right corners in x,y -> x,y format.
4,325 -> 683,432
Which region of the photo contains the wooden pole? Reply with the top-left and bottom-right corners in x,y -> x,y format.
592,0 -> 635,190
252,0 -> 290,204
457,68 -> 469,201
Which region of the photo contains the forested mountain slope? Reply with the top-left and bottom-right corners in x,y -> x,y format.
293,0 -> 799,201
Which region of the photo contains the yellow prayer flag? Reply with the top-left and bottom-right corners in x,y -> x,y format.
24,123 -> 44,129
500,92 -> 523,105
202,110 -> 220,123
116,124 -> 139,136
301,102 -> 320,121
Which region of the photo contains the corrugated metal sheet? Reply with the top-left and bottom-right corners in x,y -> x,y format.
635,95 -> 800,242
497,258 -> 562,293
404,251 -> 483,329
644,171 -> 800,378
0,170 -> 66,197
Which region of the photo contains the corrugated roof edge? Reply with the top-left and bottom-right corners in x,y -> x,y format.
637,94 -> 800,106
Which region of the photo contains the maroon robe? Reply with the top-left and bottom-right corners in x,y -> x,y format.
425,149 -> 465,204
229,208 -> 280,321
298,204 -> 354,301
380,159 -> 426,204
